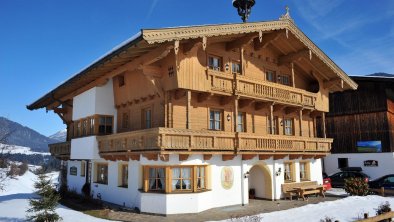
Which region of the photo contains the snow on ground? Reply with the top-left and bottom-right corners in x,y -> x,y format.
0,144 -> 50,155
214,195 -> 394,222
0,170 -> 114,222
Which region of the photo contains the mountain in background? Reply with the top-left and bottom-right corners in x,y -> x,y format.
366,72 -> 394,77
0,117 -> 58,152
49,129 -> 67,142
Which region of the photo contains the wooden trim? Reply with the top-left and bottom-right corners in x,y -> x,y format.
203,154 -> 213,160
222,154 -> 236,161
142,153 -> 158,161
259,154 -> 272,160
179,154 -> 189,161
274,154 -> 287,160
242,154 -> 256,160
159,154 -> 169,162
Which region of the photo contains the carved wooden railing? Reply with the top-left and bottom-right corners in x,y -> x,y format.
97,128 -> 332,154
49,141 -> 71,159
207,69 -> 317,108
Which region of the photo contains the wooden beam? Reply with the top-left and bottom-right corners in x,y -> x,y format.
310,110 -> 322,118
203,154 -> 212,160
140,65 -> 162,78
239,99 -> 253,109
226,33 -> 258,51
285,107 -> 302,115
254,101 -> 272,111
254,31 -> 285,51
142,153 -> 158,161
220,96 -> 232,106
242,154 -> 256,160
222,154 -> 236,161
323,78 -> 343,89
179,154 -> 189,161
183,38 -> 204,55
259,154 -> 272,160
278,49 -> 309,66
289,154 -> 302,160
274,154 -> 287,160
273,104 -> 286,112
129,154 -> 140,161
174,89 -> 186,100
197,92 -> 213,103
53,107 -> 67,114
302,155 -> 315,159
159,154 -> 169,162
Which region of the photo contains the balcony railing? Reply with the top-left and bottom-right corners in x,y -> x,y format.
207,69 -> 317,108
97,128 -> 332,155
49,142 -> 71,159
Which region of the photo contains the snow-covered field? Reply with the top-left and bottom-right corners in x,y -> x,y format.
0,170 -> 113,222
0,144 -> 50,155
1,171 -> 394,222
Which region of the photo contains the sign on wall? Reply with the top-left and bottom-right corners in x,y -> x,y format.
364,160 -> 378,167
70,166 -> 77,176
221,166 -> 234,190
357,141 -> 382,153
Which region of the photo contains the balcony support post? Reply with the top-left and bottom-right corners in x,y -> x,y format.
299,109 -> 303,137
240,47 -> 245,76
270,103 -> 274,135
291,62 -> 295,87
322,112 -> 327,138
186,90 -> 191,129
234,96 -> 239,133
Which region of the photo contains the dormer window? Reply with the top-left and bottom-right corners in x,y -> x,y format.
208,55 -> 222,71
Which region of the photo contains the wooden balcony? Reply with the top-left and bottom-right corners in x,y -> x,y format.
207,69 -> 317,108
49,141 -> 71,160
97,128 -> 332,157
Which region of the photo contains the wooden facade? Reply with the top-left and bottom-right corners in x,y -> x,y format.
327,76 -> 394,153
27,19 -> 357,160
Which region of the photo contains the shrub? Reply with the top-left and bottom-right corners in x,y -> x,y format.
375,201 -> 391,216
7,163 -> 19,178
344,177 -> 369,196
320,216 -> 335,222
19,161 -> 29,176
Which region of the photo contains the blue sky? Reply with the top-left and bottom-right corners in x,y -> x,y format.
0,0 -> 393,137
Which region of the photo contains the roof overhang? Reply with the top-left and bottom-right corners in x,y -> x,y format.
27,19 -> 357,110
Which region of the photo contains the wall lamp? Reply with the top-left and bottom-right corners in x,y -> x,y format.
227,114 -> 231,121
275,167 -> 282,176
244,171 -> 250,178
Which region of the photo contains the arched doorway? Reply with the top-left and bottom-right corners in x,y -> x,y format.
248,164 -> 272,200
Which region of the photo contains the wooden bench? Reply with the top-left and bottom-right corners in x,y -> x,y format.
282,181 -> 324,200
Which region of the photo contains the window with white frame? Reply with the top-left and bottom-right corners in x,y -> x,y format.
237,112 -> 246,132
209,110 -> 222,131
283,118 -> 294,135
208,55 -> 222,71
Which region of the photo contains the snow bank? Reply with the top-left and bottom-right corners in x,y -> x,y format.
0,143 -> 50,155
0,170 -> 114,222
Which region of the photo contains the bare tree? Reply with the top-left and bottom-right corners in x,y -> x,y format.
0,130 -> 14,190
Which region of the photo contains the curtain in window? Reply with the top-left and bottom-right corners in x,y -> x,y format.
182,168 -> 191,189
197,167 -> 205,189
284,164 -> 291,181
158,168 -> 165,190
172,168 -> 180,190
149,168 -> 156,189
214,112 -> 220,130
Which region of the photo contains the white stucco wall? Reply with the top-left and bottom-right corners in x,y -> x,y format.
72,79 -> 117,132
324,153 -> 394,180
65,154 -> 323,214
70,136 -> 100,160
67,160 -> 86,194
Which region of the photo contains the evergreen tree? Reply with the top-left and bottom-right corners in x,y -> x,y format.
26,170 -> 61,222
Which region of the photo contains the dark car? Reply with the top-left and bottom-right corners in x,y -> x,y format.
328,171 -> 370,188
368,174 -> 394,190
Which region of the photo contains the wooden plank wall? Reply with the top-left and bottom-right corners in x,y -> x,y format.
326,112 -> 391,153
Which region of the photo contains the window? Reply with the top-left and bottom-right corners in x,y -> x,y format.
284,162 -> 294,183
237,112 -> 246,132
299,162 -> 310,181
172,167 -> 192,191
98,116 -> 113,135
267,116 -> 278,134
196,166 -> 206,190
338,158 -> 348,169
122,112 -> 129,129
283,118 -> 294,136
118,75 -> 125,87
278,74 -> 291,86
80,161 -> 86,177
95,163 -> 108,185
142,108 -> 152,129
232,62 -> 241,74
208,55 -> 222,71
209,110 -> 222,130
89,118 -> 95,135
76,121 -> 81,137
143,165 -> 208,193
266,70 -> 276,82
119,164 -> 128,188
148,167 -> 166,191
